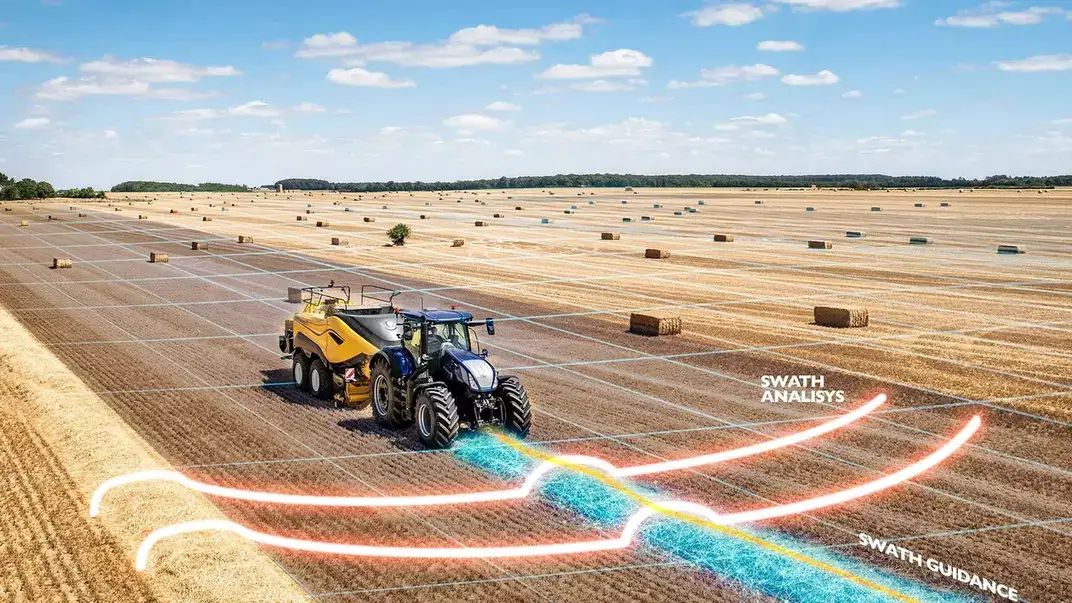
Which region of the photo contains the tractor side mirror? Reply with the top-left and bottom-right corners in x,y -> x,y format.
402,323 -> 413,340
481,349 -> 489,358
486,318 -> 495,335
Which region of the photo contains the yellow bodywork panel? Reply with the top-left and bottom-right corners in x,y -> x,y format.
291,312 -> 381,408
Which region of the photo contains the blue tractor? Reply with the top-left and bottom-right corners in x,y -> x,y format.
368,308 -> 531,449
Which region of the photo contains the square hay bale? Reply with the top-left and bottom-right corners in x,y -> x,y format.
653,204 -> 662,209
674,211 -> 683,216
297,215 -> 306,221
191,242 -> 203,250
698,200 -> 705,205
909,237 -> 931,245
364,217 -> 376,223
621,200 -> 628,204
190,207 -> 198,211
451,239 -> 465,247
713,234 -> 734,243
806,207 -> 815,212
814,306 -> 868,328
48,215 -> 55,221
808,240 -> 832,249
845,230 -> 866,238
645,248 -> 669,259
629,313 -> 682,337
997,244 -> 1026,254
420,214 -> 427,219
754,200 -> 764,205
51,258 -> 73,269
475,221 -> 488,227
382,205 -> 389,209
515,206 -> 524,210
3,207 -> 11,212
306,209 -> 315,214
871,206 -> 882,211
686,207 -> 698,213
331,237 -> 348,246
940,202 -> 951,207
287,287 -> 303,303
202,216 -> 213,222
563,210 -> 574,215
601,232 -> 621,240
78,213 -> 87,217
494,213 -> 504,218
344,207 -> 353,212
238,235 -> 254,244
641,216 -> 653,221
622,217 -> 633,223
149,252 -> 169,264
316,221 -> 329,227
170,209 -> 179,214
19,220 -> 29,227
914,203 -> 925,208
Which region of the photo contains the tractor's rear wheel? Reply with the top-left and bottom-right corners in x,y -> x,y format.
416,385 -> 459,449
292,352 -> 311,392
498,376 -> 531,439
309,357 -> 334,401
370,360 -> 409,427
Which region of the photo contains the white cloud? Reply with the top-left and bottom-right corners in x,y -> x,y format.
772,0 -> 901,11
80,57 -> 240,82
294,17 -> 588,68
730,113 -> 789,125
443,114 -> 507,131
669,63 -> 778,88
681,3 -> 765,26
782,70 -> 839,85
486,101 -> 521,111
893,87 -> 907,94
178,128 -> 214,137
0,46 -> 66,63
842,89 -> 863,98
14,117 -> 51,130
504,149 -> 524,156
1052,118 -> 1072,125
537,49 -> 652,79
902,108 -> 937,120
570,79 -> 643,92
171,101 -> 282,120
448,22 -> 583,46
35,76 -> 151,100
995,54 -> 1072,72
640,96 -> 674,103
758,40 -> 805,52
294,102 -> 327,113
103,129 -> 118,139
901,129 -> 924,136
936,4 -> 1066,27
327,67 -> 416,87
743,92 -> 768,100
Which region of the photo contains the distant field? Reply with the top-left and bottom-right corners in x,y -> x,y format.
1,186 -> 1069,602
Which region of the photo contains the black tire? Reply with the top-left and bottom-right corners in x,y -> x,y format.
415,385 -> 459,449
370,360 -> 409,427
498,376 -> 531,439
309,357 -> 334,400
292,352 -> 311,392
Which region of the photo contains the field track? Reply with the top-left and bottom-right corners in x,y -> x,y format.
0,187 -> 1069,602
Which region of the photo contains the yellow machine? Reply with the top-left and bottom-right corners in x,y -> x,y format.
279,284 -> 403,407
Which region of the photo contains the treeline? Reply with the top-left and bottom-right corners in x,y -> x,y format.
59,187 -> 107,199
1,172 -> 55,200
111,181 -> 249,193
271,173 -> 1072,192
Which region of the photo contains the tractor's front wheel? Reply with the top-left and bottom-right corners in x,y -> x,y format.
370,360 -> 409,427
309,357 -> 334,401
292,352 -> 311,392
498,376 -> 531,439
415,385 -> 459,449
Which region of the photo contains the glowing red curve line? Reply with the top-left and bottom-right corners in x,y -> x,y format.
134,415 -> 980,570
92,394 -> 885,517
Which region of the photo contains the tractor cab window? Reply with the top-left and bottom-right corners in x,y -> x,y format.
425,321 -> 472,355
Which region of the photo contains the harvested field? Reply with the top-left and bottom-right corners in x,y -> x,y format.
1,187 -> 1070,603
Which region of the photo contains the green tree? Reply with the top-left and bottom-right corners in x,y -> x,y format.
387,223 -> 412,246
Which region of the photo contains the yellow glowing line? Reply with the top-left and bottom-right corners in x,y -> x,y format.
495,433 -> 920,603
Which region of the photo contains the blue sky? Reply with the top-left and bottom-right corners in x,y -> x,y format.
2,0 -> 1071,188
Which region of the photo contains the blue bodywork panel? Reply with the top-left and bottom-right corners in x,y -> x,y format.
443,346 -> 497,393
377,345 -> 415,378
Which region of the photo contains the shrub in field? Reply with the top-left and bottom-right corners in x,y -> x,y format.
388,223 -> 412,246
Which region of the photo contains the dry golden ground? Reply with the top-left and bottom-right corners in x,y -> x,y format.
0,307 -> 310,603
90,186 -> 1072,419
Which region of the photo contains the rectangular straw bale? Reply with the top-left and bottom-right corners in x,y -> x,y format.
451,239 -> 465,247
238,235 -> 254,243
814,306 -> 868,328
713,234 -> 734,242
287,287 -> 303,303
51,258 -> 72,269
808,240 -> 832,249
629,313 -> 682,336
149,252 -> 169,263
601,232 -> 620,240
997,245 -> 1026,254
644,248 -> 669,259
